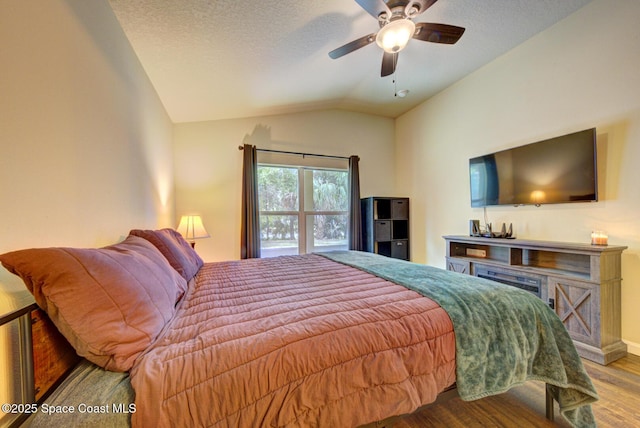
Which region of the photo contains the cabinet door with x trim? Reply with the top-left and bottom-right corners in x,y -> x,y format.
548,276 -> 600,346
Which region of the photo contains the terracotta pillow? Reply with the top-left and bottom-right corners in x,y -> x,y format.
0,235 -> 186,372
129,228 -> 203,283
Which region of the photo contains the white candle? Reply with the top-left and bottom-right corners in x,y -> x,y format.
591,231 -> 608,246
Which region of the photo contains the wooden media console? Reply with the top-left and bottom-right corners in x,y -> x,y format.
444,235 -> 628,364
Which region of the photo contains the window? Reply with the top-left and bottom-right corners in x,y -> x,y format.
258,165 -> 349,257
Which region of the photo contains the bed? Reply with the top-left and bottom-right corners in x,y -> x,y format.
0,229 -> 598,427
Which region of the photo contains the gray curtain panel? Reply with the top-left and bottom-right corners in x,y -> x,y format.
241,144 -> 261,259
348,155 -> 363,251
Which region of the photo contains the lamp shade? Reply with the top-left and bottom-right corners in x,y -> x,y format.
176,215 -> 210,242
375,19 -> 416,53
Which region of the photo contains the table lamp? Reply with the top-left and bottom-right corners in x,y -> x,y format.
176,215 -> 210,248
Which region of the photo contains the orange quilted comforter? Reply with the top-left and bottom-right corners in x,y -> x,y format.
130,254 -> 455,427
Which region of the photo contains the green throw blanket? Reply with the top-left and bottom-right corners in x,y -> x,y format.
320,251 -> 598,428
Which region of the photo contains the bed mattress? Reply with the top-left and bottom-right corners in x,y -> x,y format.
130,254 -> 456,427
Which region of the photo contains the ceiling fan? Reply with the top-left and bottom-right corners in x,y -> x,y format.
329,0 -> 465,77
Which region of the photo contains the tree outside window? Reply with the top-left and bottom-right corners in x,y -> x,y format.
258,165 -> 348,257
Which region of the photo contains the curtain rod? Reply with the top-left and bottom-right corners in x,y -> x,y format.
238,145 -> 352,161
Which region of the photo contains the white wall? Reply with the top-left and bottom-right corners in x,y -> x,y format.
174,109 -> 395,262
0,0 -> 175,268
0,0 -> 175,417
395,0 -> 640,354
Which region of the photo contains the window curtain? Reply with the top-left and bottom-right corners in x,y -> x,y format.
241,144 -> 261,259
348,155 -> 363,251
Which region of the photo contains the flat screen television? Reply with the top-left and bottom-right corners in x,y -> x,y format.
469,128 -> 597,207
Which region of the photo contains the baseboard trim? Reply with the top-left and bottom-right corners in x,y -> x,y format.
623,340 -> 640,356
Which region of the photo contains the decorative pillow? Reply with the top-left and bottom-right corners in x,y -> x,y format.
0,235 -> 187,372
129,228 -> 203,283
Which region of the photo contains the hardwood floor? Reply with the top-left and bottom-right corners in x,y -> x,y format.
395,354 -> 640,427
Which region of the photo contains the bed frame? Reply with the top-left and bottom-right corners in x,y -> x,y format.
1,304 -> 555,428
2,303 -> 80,428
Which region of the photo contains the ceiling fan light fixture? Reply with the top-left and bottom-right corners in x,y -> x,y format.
375,19 -> 416,53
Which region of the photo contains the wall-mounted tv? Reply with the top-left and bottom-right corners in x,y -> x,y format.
469,128 -> 597,207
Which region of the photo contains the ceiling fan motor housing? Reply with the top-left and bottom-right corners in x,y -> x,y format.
378,1 -> 421,25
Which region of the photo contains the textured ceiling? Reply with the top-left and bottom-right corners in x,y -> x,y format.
108,0 -> 593,123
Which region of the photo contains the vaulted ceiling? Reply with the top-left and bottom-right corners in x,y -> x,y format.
108,0 -> 593,123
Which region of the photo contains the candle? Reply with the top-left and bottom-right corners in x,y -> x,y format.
591,231 -> 608,246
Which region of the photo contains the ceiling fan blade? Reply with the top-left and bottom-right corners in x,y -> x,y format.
413,23 -> 465,44
328,33 -> 376,59
421,0 -> 439,11
381,52 -> 398,77
355,0 -> 391,19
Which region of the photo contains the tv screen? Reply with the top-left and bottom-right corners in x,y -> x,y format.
469,128 -> 597,207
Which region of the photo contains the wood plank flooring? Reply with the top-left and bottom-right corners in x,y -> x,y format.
395,354 -> 640,427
